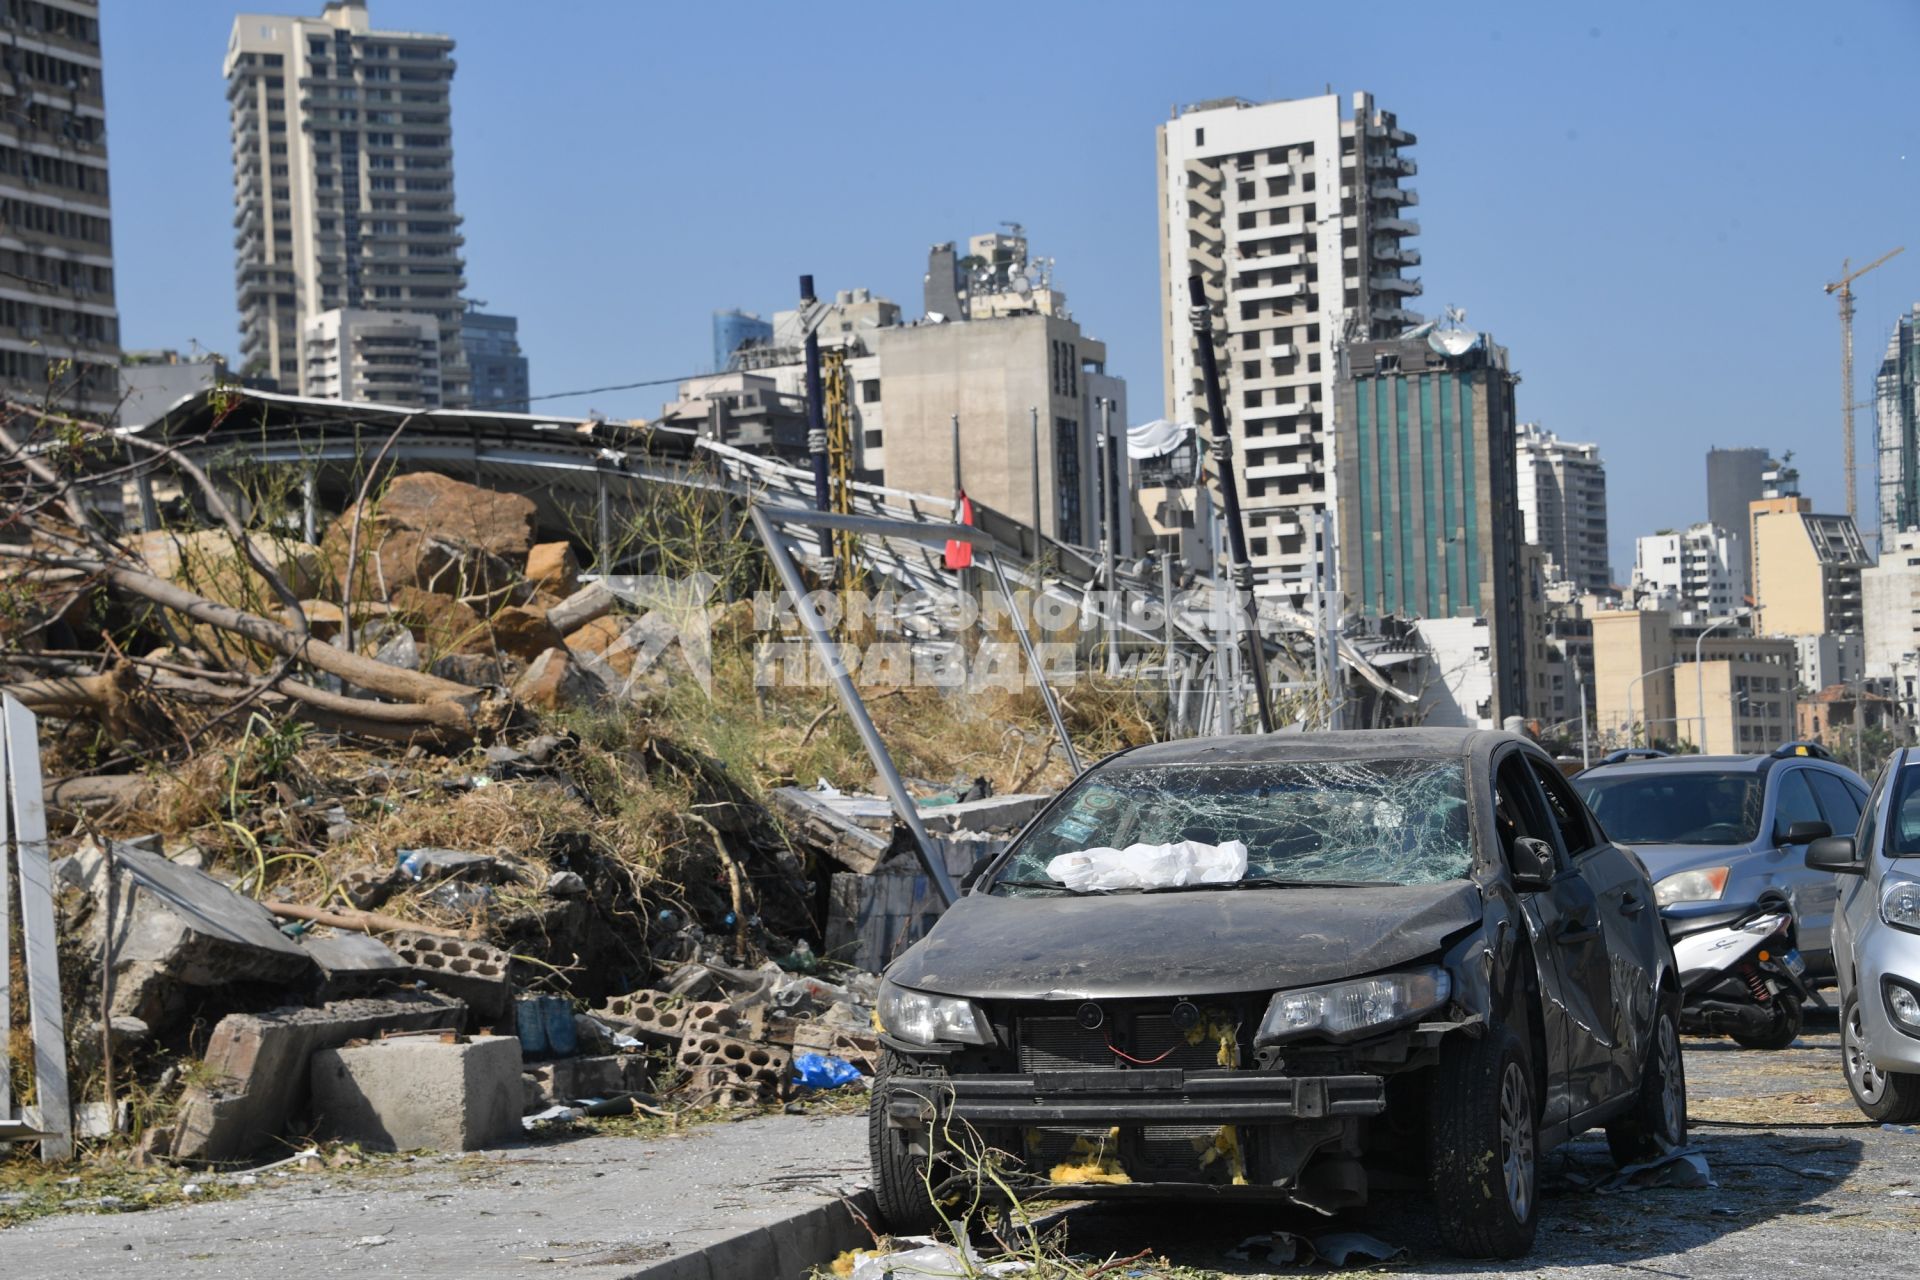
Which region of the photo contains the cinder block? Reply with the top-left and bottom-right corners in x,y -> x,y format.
675,1033 -> 789,1097
387,930 -> 513,1024
312,1034 -> 523,1152
522,1053 -> 653,1110
589,989 -> 737,1047
170,992 -> 466,1163
680,1065 -> 763,1109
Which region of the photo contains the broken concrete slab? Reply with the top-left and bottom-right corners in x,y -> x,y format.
917,792 -> 1052,835
387,930 -> 514,1024
301,933 -> 410,1000
170,991 -> 465,1164
58,839 -> 315,1027
311,1034 -> 523,1152
769,786 -> 895,875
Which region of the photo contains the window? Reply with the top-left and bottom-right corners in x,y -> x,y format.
1772,769 -> 1823,837
859,379 -> 880,403
863,429 -> 882,449
1053,416 -> 1082,545
1807,771 -> 1862,834
1194,127 -> 1204,146
1529,758 -> 1594,853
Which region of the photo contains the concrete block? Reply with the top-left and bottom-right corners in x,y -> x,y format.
917,792 -> 1053,835
170,991 -> 465,1163
590,989 -> 737,1047
387,930 -> 513,1025
301,933 -> 410,1000
522,1053 -> 652,1110
675,1033 -> 788,1097
60,840 -> 315,1027
311,1035 -> 523,1152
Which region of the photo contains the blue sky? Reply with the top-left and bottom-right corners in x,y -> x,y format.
103,1 -> 1920,575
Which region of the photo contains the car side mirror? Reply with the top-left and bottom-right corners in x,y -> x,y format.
1779,819 -> 1832,846
1510,836 -> 1556,891
1806,835 -> 1864,875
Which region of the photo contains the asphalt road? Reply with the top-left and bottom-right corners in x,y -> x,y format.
3,1019 -> 1916,1279
1060,1016 -> 1920,1277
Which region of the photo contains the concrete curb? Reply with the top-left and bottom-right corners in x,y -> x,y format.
625,1189 -> 878,1280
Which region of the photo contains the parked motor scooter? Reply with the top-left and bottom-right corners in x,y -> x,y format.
1661,892 -> 1823,1050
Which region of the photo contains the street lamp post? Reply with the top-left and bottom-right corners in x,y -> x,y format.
1694,616 -> 1734,753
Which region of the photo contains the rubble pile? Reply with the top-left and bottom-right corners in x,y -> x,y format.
1,452 -> 1152,1169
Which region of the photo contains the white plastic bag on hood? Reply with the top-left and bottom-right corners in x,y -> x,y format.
1045,838 -> 1249,891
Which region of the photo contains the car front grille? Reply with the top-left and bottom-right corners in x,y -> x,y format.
1014,1005 -> 1241,1073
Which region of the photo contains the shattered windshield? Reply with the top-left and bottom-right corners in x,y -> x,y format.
989,758 -> 1473,894
1576,771 -> 1763,845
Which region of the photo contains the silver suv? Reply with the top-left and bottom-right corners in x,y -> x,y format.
1576,744 -> 1871,979
1806,748 -> 1920,1122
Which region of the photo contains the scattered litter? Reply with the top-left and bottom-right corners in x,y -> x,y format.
791,1052 -> 864,1091
1046,838 -> 1248,891
846,1237 -> 1030,1279
522,1104 -> 584,1129
1600,1148 -> 1716,1192
1226,1230 -> 1404,1268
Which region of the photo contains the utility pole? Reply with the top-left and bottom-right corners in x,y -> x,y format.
1188,272 -> 1274,733
1825,247 -> 1904,523
1097,396 -> 1119,676
1028,405 -> 1042,554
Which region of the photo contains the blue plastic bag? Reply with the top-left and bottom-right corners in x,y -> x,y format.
791,1052 -> 864,1091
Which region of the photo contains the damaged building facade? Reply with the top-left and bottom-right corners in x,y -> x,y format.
1335,324 -> 1528,727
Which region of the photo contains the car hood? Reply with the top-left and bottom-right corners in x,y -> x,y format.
885,880 -> 1483,1001
1623,842 -> 1757,881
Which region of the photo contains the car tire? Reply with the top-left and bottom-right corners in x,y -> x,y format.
1842,994 -> 1920,1124
869,1049 -> 947,1234
1729,990 -> 1803,1051
1429,1025 -> 1539,1259
1606,1005 -> 1688,1166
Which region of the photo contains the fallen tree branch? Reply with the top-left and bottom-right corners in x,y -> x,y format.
263,900 -> 474,940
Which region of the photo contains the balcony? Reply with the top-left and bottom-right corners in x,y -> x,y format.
1233,221 -> 1306,246
1368,153 -> 1416,176
1236,281 -> 1305,303
1371,183 -> 1417,206
1242,400 -> 1311,422
1370,275 -> 1423,295
1375,216 -> 1420,236
1373,242 -> 1420,266
1237,252 -> 1303,274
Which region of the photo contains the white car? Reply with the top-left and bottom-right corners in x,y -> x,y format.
1806,748 -> 1920,1122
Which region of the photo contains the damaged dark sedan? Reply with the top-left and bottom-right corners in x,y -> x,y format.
869,729 -> 1683,1258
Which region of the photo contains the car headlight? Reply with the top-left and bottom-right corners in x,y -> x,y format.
1882,882 -> 1920,935
1654,866 -> 1730,906
876,979 -> 992,1046
1255,968 -> 1451,1045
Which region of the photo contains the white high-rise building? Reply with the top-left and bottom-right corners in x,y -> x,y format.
225,1 -> 468,403
302,307 -> 440,407
1864,527 -> 1920,677
1631,522 -> 1742,618
1157,91 -> 1421,599
1515,423 -> 1610,592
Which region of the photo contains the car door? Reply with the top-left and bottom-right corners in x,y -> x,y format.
1497,749 -> 1616,1122
1832,763 -> 1894,1002
1770,767 -> 1839,961
1530,756 -> 1655,1103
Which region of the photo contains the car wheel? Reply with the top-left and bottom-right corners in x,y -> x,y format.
1429,1025 -> 1539,1259
869,1049 -> 948,1234
1842,994 -> 1920,1124
1729,990 -> 1803,1051
1606,1005 -> 1688,1166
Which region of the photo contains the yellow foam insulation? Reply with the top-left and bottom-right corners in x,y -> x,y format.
1183,1011 -> 1242,1068
1047,1127 -> 1131,1185
1195,1124 -> 1249,1185
831,1248 -> 881,1275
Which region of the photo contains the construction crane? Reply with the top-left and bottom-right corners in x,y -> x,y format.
1825,246 -> 1904,523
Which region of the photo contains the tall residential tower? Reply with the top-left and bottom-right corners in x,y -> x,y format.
0,1 -> 118,417
1515,423 -> 1610,592
1158,91 -> 1421,600
1876,305 -> 1920,548
225,1 -> 468,403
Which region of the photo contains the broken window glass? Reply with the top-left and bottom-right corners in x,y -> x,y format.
991,758 -> 1472,894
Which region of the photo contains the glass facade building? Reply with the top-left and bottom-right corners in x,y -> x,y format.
460,308 -> 529,412
713,309 -> 772,372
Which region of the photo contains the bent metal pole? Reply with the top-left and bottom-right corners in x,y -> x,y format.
748,503 -> 958,907
1188,272 -> 1275,734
